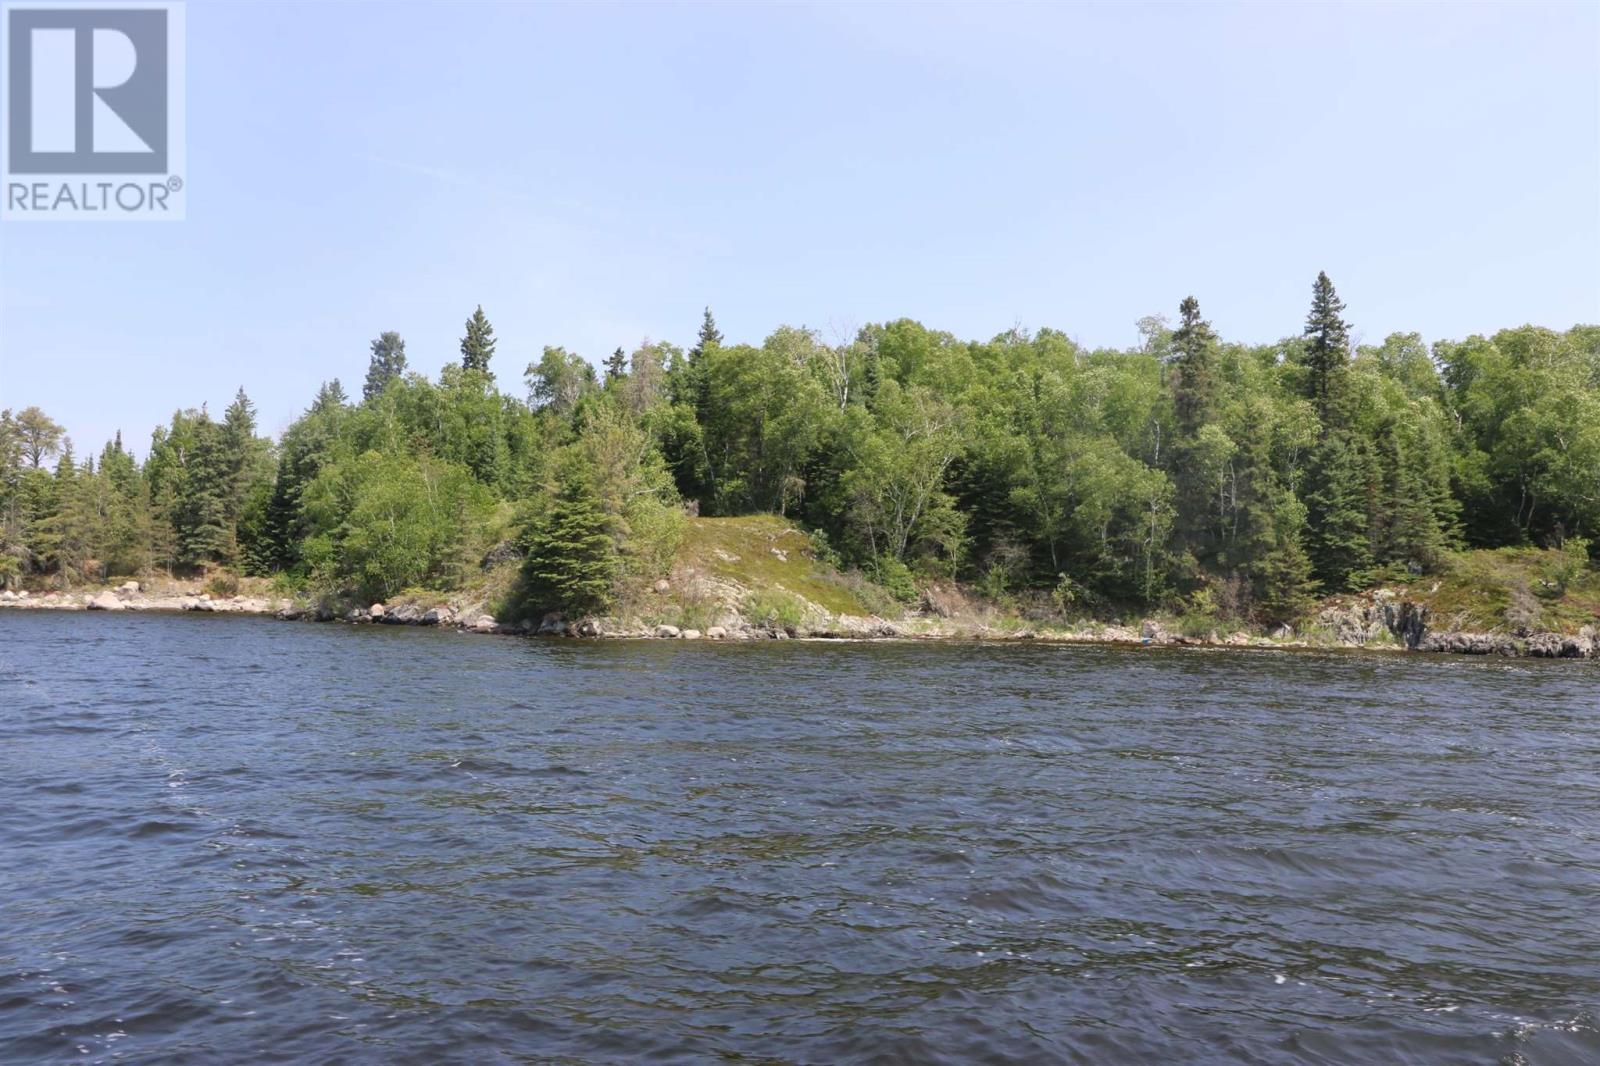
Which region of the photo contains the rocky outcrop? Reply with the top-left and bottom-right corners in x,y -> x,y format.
1418,631 -> 1518,656
380,604 -> 424,625
86,592 -> 125,611
1524,628 -> 1597,659
1313,591 -> 1429,648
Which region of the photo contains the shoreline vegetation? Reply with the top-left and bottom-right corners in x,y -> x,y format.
3,514 -> 1596,659
3,277 -> 1598,661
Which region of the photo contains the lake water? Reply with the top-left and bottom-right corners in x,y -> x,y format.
2,611 -> 1597,1064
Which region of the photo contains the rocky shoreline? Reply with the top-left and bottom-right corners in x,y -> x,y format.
3,582 -> 1596,660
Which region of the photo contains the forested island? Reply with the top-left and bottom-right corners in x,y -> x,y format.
3,274 -> 1597,654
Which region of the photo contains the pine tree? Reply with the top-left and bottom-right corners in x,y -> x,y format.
1254,494 -> 1319,625
604,347 -> 628,380
177,419 -> 233,568
221,388 -> 262,523
689,307 -> 723,361
1171,296 -> 1218,437
1304,271 -> 1351,424
314,379 -> 348,412
1304,432 -> 1372,590
521,470 -> 618,616
460,305 -> 497,375
363,332 -> 408,402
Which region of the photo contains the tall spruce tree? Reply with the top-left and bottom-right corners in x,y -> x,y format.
604,347 -> 629,380
1171,296 -> 1218,436
521,469 -> 618,616
460,305 -> 497,375
689,307 -> 723,361
1304,271 -> 1351,424
1304,432 -> 1372,590
363,332 -> 408,402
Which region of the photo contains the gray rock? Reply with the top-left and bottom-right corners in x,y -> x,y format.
421,606 -> 453,626
469,615 -> 498,633
86,591 -> 125,611
654,624 -> 681,639
369,603 -> 386,620
537,615 -> 569,636
682,628 -> 702,640
653,579 -> 671,594
276,604 -> 305,621
575,618 -> 603,638
118,581 -> 141,594
383,604 -> 424,625
1525,631 -> 1595,659
1418,631 -> 1518,656
706,626 -> 727,640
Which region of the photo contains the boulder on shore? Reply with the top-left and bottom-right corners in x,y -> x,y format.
118,581 -> 141,594
369,603 -> 386,620
421,606 -> 453,626
654,624 -> 681,639
382,604 -> 423,625
86,592 -> 125,611
706,626 -> 727,640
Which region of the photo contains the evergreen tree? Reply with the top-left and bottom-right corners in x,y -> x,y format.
314,379 -> 348,411
460,305 -> 497,375
1170,296 -> 1218,436
221,388 -> 264,520
15,407 -> 64,468
689,306 -> 723,360
1304,432 -> 1372,589
363,332 -> 408,402
520,469 -> 618,616
604,346 -> 628,380
1304,271 -> 1351,424
177,419 -> 233,568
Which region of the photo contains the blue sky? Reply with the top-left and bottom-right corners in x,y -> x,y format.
2,0 -> 1596,454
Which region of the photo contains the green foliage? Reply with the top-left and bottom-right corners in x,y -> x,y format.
519,467 -> 619,617
205,571 -> 240,598
301,451 -> 492,601
744,589 -> 805,632
363,331 -> 408,403
1303,271 -> 1351,422
1538,537 -> 1589,598
459,305 -> 497,375
4,285 -> 1594,639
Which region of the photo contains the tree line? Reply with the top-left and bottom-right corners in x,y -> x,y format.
2,278 -> 1595,624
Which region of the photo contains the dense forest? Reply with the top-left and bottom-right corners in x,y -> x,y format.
2,276 -> 1596,625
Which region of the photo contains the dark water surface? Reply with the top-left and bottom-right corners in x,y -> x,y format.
2,612 -> 1598,1065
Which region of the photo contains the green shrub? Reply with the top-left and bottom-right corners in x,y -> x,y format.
871,555 -> 919,603
205,571 -> 240,598
745,589 -> 805,632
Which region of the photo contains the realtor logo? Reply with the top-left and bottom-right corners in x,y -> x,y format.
2,2 -> 185,219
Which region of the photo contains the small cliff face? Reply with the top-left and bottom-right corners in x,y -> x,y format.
1313,588 -> 1598,659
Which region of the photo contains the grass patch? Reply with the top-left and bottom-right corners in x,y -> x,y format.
675,515 -> 875,617
1393,547 -> 1600,633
